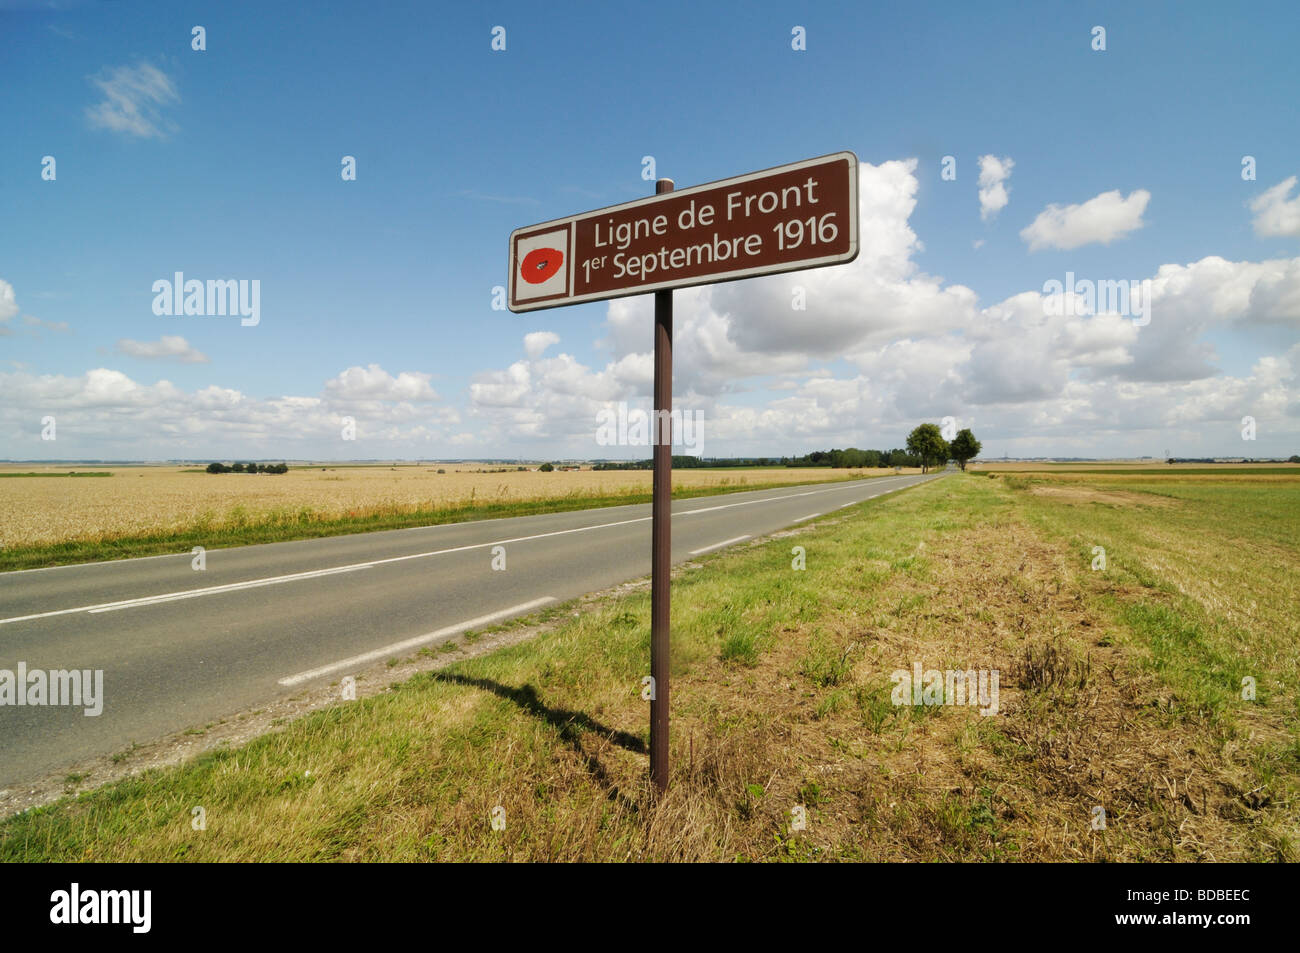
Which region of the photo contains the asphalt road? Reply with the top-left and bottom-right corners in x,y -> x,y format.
0,471 -> 944,787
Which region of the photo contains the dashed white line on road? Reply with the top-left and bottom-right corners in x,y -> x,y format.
689,535 -> 751,555
277,596 -> 558,687
2,563 -> 376,626
794,513 -> 822,522
86,564 -> 375,615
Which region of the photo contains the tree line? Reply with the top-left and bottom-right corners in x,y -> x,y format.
205,462 -> 289,474
589,424 -> 981,474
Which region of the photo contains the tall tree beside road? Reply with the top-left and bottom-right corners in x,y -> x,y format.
949,429 -> 982,471
906,424 -> 949,474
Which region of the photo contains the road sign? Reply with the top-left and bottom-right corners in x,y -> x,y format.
506,153 -> 861,794
508,152 -> 858,313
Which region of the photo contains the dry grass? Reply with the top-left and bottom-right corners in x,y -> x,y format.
977,462 -> 1300,472
1028,484 -> 1175,507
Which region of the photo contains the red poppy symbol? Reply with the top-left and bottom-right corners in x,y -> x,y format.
521,247 -> 564,285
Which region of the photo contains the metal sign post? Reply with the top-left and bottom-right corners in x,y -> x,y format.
508,152 -> 860,792
650,177 -> 673,793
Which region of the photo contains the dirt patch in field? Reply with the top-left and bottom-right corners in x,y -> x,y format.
1028,484 -> 1175,508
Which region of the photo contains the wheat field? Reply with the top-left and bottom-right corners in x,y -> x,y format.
0,464 -> 896,548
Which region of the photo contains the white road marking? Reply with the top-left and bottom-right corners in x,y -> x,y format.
87,564 -> 374,614
1,475 -> 933,625
277,596 -> 557,687
689,535 -> 751,555
794,513 -> 822,522
2,563 -> 375,626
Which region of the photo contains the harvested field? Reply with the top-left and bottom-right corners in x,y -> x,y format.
0,463 -> 912,550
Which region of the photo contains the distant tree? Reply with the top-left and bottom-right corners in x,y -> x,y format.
906,424 -> 949,474
1290,454 -> 1300,464
231,463 -> 246,473
247,462 -> 260,473
538,462 -> 554,472
206,462 -> 226,474
949,429 -> 982,471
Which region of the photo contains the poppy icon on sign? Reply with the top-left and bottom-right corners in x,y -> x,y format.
521,247 -> 564,285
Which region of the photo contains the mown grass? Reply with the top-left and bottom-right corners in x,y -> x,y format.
2,472 -> 1294,861
0,472 -> 884,572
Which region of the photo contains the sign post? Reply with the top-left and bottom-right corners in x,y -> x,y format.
508,152 -> 859,792
650,177 -> 673,793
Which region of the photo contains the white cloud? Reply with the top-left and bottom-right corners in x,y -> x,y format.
1250,176 -> 1300,238
523,331 -> 560,359
24,316 -> 69,332
0,279 -> 18,323
84,63 -> 180,138
116,335 -> 208,363
1021,189 -> 1150,251
977,155 -> 1014,221
0,365 -> 460,458
324,364 -> 439,401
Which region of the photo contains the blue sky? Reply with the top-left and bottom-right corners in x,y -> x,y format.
2,0 -> 1298,460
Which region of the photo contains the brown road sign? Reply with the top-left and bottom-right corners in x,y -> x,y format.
508,152 -> 858,313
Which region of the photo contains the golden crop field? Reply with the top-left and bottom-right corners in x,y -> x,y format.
0,464 -> 906,548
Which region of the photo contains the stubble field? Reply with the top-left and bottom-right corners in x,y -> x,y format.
0,463 -> 910,560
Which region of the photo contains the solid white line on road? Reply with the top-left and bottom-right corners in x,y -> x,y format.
1,474 -> 937,626
276,596 -> 557,687
794,513 -> 822,522
689,535 -> 751,556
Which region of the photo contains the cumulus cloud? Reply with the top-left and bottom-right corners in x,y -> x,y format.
0,365 -> 460,458
977,155 -> 1014,221
523,331 -> 560,359
1020,188 -> 1150,251
1250,176 -> 1300,238
324,364 -> 439,401
116,335 -> 208,363
84,63 -> 180,138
